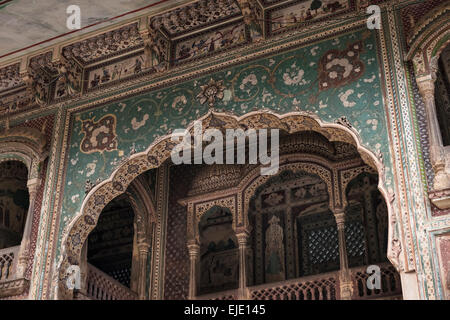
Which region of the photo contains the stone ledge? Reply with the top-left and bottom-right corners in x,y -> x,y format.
430,188 -> 450,210
0,278 -> 29,298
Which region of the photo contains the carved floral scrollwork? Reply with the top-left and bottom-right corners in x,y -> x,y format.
196,78 -> 226,108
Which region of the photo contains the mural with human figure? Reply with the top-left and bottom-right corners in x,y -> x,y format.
175,23 -> 247,63
87,54 -> 145,89
198,206 -> 239,295
270,0 -> 349,33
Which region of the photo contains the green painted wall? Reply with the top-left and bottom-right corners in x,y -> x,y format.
57,28 -> 391,255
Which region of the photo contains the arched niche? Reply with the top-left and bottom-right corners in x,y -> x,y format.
0,161 -> 29,250
87,195 -> 135,288
343,172 -> 389,267
198,206 -> 238,295
78,170 -> 157,300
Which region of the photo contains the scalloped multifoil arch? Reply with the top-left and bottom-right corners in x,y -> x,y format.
0,127 -> 48,180
56,110 -> 395,299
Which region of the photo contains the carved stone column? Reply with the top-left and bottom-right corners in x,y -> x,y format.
77,243 -> 89,297
137,241 -> 150,300
187,240 -> 200,300
333,208 -> 353,300
236,229 -> 250,300
15,177 -> 40,279
417,75 -> 450,191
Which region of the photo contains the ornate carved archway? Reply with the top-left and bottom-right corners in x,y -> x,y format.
57,110 -> 393,299
407,3 -> 450,205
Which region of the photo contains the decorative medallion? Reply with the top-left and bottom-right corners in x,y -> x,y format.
318,41 -> 365,91
79,114 -> 118,154
196,78 -> 226,108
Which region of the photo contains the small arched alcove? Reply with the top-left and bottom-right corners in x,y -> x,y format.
198,206 -> 238,295
0,161 -> 29,250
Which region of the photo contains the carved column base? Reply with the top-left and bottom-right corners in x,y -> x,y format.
187,241 -> 200,300
339,279 -> 354,300
14,257 -> 29,280
237,287 -> 250,300
431,147 -> 450,192
430,146 -> 450,209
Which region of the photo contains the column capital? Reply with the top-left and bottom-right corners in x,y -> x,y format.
332,208 -> 346,228
235,228 -> 251,248
187,240 -> 200,256
27,178 -> 40,200
137,241 -> 150,253
416,75 -> 435,100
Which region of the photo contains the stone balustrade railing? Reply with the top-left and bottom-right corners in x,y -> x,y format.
194,262 -> 402,300
0,246 -> 19,282
249,271 -> 339,300
351,262 -> 402,300
85,263 -> 137,300
196,288 -> 239,300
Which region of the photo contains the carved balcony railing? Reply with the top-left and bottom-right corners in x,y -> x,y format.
249,271 -> 339,300
351,262 -> 402,300
0,246 -> 19,282
195,262 -> 402,300
196,288 -> 239,300
84,263 -> 137,300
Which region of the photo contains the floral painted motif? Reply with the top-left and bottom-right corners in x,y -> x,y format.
79,115 -> 118,154
318,41 -> 365,91
197,78 -> 226,108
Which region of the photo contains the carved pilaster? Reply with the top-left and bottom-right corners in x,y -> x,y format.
332,208 -> 353,300
56,56 -> 83,97
416,74 -> 450,193
187,240 -> 200,300
15,178 -> 40,279
136,241 -> 150,300
140,20 -> 168,72
237,0 -> 263,42
235,228 -> 250,300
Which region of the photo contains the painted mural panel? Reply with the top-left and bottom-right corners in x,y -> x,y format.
86,53 -> 145,90
0,89 -> 33,114
174,22 -> 247,64
58,28 -> 391,256
269,0 -> 351,34
0,63 -> 23,92
199,207 -> 238,294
